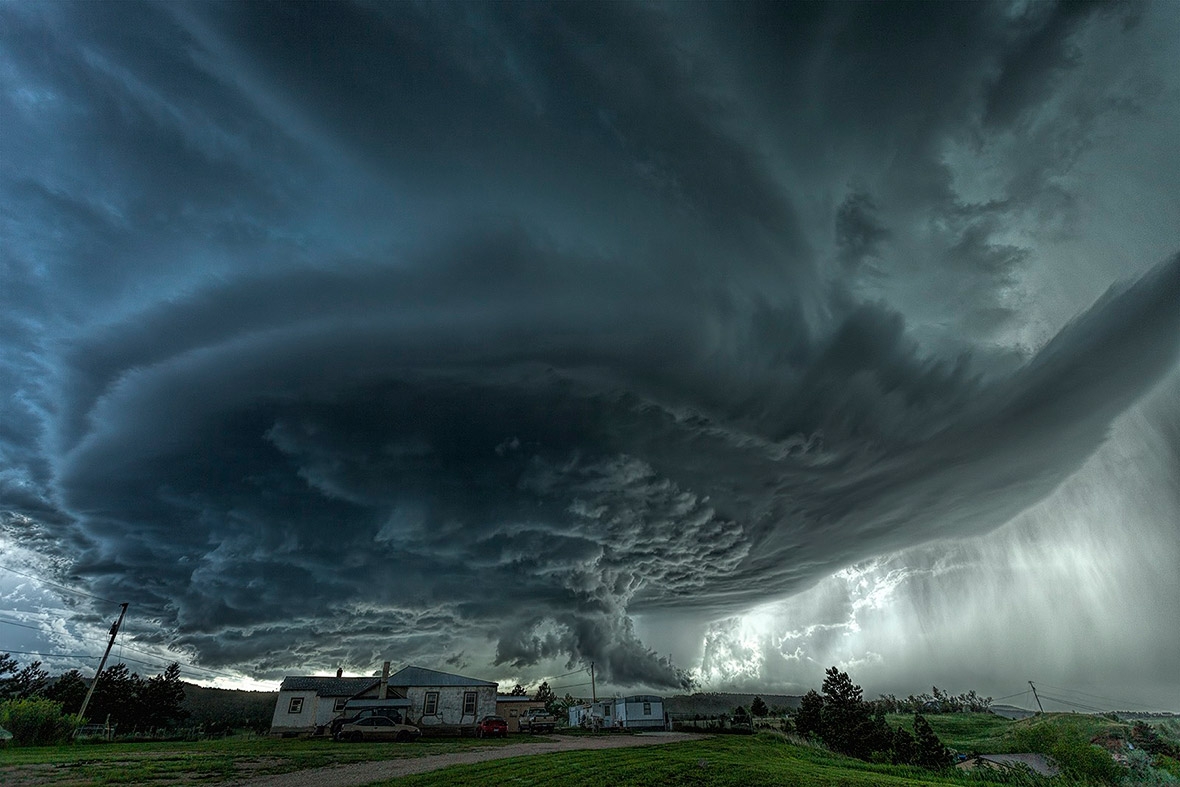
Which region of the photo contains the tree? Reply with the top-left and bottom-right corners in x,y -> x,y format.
913,713 -> 952,770
533,680 -> 558,715
1,660 -> 49,700
891,725 -> 917,765
750,696 -> 768,718
794,689 -> 823,739
139,663 -> 187,730
86,663 -> 140,727
0,697 -> 78,746
44,670 -> 88,715
510,684 -> 528,696
732,705 -> 750,725
820,666 -> 871,757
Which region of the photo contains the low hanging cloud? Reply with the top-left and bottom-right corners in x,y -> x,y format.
1,1 -> 1179,689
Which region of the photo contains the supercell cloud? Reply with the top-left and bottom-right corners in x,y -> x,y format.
1,1 -> 1179,696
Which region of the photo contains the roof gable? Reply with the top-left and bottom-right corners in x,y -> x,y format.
279,676 -> 378,696
388,665 -> 496,687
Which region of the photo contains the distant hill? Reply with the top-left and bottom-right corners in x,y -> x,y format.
180,682 -> 277,732
663,692 -> 803,718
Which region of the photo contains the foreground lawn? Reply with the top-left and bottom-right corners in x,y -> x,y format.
380,733 -> 1040,787
0,734 -> 552,786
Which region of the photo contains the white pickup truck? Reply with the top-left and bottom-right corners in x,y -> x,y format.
517,707 -> 557,733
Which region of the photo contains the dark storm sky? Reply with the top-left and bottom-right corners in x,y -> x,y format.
1,1 -> 1178,699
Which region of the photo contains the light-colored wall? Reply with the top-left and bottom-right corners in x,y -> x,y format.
618,700 -> 664,728
270,690 -> 318,732
405,684 -> 497,728
496,699 -> 544,732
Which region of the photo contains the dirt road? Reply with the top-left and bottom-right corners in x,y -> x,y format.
225,731 -> 705,786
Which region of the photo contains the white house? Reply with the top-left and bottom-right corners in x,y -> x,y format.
380,665 -> 498,731
270,675 -> 380,735
568,694 -> 666,730
271,664 -> 498,736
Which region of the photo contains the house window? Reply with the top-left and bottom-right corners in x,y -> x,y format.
287,697 -> 304,714
463,691 -> 477,715
333,698 -> 347,712
509,709 -> 518,717
423,691 -> 439,715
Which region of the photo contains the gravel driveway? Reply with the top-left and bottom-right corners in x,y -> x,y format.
226,732 -> 706,787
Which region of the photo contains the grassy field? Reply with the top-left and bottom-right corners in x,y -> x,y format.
0,734 -> 551,786
378,733 -> 1042,787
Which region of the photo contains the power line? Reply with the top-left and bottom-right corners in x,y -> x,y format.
550,680 -> 593,691
0,563 -> 122,606
1038,693 -> 1106,714
0,617 -> 48,633
992,689 -> 1033,702
1036,683 -> 1174,714
1,646 -> 240,682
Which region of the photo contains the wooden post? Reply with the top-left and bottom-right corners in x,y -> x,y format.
1028,681 -> 1045,715
590,662 -> 596,703
76,603 -> 127,732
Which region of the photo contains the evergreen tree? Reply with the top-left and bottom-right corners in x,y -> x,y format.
87,663 -> 140,727
794,689 -> 823,739
2,660 -> 49,699
820,666 -> 871,757
533,680 -> 557,714
510,683 -> 528,696
139,663 -> 187,730
890,725 -> 917,765
750,696 -> 768,717
44,670 -> 88,714
732,704 -> 750,724
913,713 -> 952,769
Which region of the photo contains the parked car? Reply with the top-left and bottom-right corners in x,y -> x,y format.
476,715 -> 508,738
335,716 -> 422,742
330,706 -> 407,738
517,707 -> 557,734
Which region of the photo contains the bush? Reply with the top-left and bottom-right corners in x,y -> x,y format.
0,697 -> 79,746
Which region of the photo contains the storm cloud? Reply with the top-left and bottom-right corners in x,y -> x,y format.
2,1 -> 1179,693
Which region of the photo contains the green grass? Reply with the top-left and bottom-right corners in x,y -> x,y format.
0,734 -> 553,786
377,733 -> 1049,787
886,713 -> 1018,754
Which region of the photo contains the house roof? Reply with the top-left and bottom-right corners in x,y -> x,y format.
388,665 -> 496,687
497,695 -> 539,702
279,676 -> 379,697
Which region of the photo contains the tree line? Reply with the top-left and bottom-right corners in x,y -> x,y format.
1,652 -> 187,743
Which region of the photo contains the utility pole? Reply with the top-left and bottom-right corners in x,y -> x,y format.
590,661 -> 596,703
76,603 -> 127,731
1028,681 -> 1045,715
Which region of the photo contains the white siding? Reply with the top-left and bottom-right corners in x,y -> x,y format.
404,685 -> 497,728
270,690 -> 319,732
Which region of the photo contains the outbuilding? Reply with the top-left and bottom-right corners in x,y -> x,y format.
569,695 -> 666,730
496,695 -> 546,733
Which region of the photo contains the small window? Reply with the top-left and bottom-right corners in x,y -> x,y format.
644,702 -> 652,715
333,698 -> 347,712
287,697 -> 304,714
463,691 -> 477,715
509,709 -> 518,717
424,691 -> 439,715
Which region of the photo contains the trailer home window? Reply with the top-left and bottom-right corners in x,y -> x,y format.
463,691 -> 477,715
644,702 -> 652,715
423,692 -> 439,715
287,697 -> 304,714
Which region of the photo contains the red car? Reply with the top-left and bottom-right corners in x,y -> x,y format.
476,715 -> 508,738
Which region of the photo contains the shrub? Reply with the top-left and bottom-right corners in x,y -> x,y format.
0,697 -> 79,746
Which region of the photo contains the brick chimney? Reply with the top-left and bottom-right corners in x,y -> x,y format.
336,667 -> 343,678
380,661 -> 390,699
